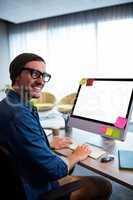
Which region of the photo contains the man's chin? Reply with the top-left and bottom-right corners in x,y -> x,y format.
32,93 -> 41,99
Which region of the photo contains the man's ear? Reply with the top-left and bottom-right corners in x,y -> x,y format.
14,76 -> 20,85
15,75 -> 20,81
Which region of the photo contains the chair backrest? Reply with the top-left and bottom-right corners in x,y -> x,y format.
58,93 -> 76,105
57,93 -> 77,113
35,92 -> 56,104
0,146 -> 26,200
31,92 -> 56,111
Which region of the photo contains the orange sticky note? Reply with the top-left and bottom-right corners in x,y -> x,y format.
86,79 -> 94,86
114,117 -> 127,128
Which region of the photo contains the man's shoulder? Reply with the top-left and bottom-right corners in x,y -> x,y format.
0,97 -> 32,118
0,98 -> 12,114
0,98 -> 14,125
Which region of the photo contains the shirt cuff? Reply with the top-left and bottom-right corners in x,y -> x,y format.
60,156 -> 69,172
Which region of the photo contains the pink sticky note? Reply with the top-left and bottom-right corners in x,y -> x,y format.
99,125 -> 107,134
114,117 -> 127,128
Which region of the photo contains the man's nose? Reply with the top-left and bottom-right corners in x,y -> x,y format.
36,76 -> 45,85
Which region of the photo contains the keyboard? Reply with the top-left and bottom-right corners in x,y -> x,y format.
69,142 -> 107,159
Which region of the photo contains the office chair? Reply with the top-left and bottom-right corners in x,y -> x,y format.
57,93 -> 76,114
0,145 -> 26,200
31,92 -> 56,112
0,146 -> 83,200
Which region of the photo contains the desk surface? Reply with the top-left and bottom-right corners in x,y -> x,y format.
55,128 -> 133,190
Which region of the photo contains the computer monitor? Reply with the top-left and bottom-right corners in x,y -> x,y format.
68,78 -> 133,141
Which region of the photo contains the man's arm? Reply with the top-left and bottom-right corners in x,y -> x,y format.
49,136 -> 91,171
11,109 -> 68,182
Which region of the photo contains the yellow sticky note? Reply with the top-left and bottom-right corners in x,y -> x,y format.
105,128 -> 113,136
80,78 -> 87,85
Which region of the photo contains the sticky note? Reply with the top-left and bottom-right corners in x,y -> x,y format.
114,117 -> 127,128
112,129 -> 121,139
80,78 -> 87,85
105,128 -> 113,136
86,79 -> 94,86
99,125 -> 107,134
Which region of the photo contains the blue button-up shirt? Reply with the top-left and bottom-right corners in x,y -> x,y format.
0,90 -> 68,200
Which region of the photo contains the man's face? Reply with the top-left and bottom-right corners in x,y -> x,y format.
15,60 -> 46,99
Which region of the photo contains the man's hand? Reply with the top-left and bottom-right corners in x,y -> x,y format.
50,136 -> 73,150
71,144 -> 91,161
67,144 -> 91,171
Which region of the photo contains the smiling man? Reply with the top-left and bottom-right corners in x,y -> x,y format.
0,53 -> 112,200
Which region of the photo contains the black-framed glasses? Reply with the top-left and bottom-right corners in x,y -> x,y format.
22,68 -> 51,82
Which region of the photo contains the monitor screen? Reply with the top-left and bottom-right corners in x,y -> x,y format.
68,78 -> 133,141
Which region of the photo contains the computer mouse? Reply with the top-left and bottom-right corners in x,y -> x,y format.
100,154 -> 115,163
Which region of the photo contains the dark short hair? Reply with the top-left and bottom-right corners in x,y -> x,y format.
9,53 -> 45,85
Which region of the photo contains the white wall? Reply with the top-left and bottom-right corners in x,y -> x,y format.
0,20 -> 10,89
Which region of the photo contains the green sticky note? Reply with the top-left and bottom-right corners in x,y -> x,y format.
112,129 -> 121,139
105,128 -> 113,136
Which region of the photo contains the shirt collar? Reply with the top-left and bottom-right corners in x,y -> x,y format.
6,89 -> 34,110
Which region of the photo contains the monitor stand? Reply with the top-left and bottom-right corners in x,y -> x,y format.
102,136 -> 115,143
101,136 -> 115,150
